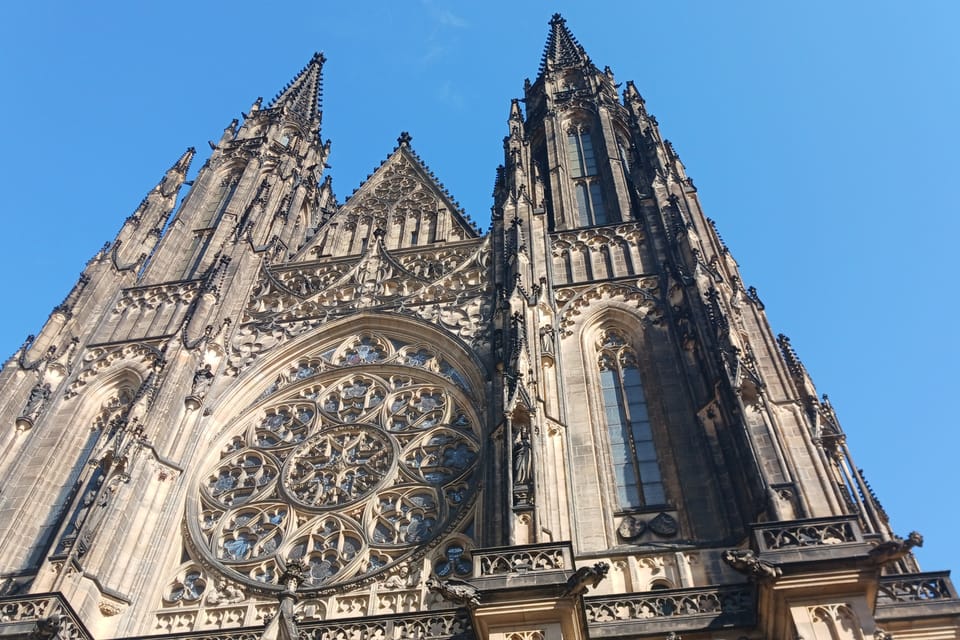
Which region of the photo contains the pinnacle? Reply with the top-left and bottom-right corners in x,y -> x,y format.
267,52 -> 326,129
171,147 -> 196,174
509,98 -> 523,121
538,13 -> 589,76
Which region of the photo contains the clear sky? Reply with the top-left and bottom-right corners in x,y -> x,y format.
1,2 -> 957,572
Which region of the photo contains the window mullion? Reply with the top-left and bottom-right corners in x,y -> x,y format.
617,360 -> 646,506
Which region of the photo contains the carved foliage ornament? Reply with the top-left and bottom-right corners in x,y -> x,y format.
555,278 -> 661,336
187,338 -> 481,595
228,243 -> 492,375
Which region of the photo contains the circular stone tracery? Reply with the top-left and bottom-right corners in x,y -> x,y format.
282,425 -> 395,509
188,354 -> 480,594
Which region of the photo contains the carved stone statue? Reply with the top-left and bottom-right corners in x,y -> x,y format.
76,474 -> 122,557
191,364 -> 215,397
870,531 -> 923,565
17,382 -> 51,429
539,325 -> 556,353
512,427 -> 532,485
185,364 -> 215,410
426,576 -> 480,608
69,474 -> 104,536
722,549 -> 781,581
564,562 -> 609,596
23,382 -> 51,418
280,561 -> 306,595
206,581 -> 244,605
383,563 -> 420,590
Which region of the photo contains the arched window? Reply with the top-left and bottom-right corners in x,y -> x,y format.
574,183 -> 607,226
616,136 -> 632,175
597,330 -> 665,509
567,129 -> 597,178
566,127 -> 611,226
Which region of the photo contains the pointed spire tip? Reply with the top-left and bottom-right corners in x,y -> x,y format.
539,12 -> 588,76
266,53 -> 325,126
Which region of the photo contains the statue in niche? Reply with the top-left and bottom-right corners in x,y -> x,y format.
186,364 -> 215,410
74,473 -> 124,557
512,427 -> 532,486
539,325 -> 556,354
17,382 -> 51,429
70,475 -> 104,536
191,364 -> 215,397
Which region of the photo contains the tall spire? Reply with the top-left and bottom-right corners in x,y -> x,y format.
538,13 -> 590,76
268,52 -> 325,131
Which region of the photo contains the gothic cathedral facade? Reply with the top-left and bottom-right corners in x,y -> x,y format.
0,15 -> 956,640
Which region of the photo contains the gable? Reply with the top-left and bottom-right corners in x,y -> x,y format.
296,142 -> 479,261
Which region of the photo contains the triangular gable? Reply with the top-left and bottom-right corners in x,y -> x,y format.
295,137 -> 479,261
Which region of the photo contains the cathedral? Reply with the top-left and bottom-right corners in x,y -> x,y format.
0,14 -> 956,640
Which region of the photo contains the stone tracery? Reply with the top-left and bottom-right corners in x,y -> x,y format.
188,332 -> 481,595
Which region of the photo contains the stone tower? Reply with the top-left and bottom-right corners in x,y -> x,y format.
0,14 -> 956,640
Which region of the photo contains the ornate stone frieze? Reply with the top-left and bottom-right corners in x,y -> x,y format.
551,224 -> 644,286
250,240 -> 488,319
584,585 -> 754,626
876,572 -> 958,605
112,281 -> 202,314
65,341 -> 165,399
554,278 -> 661,335
753,516 -> 860,552
0,594 -> 92,640
550,223 -> 644,249
474,542 -> 571,576
226,242 -> 492,376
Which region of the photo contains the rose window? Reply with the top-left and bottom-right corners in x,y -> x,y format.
188,353 -> 480,594
282,426 -> 394,509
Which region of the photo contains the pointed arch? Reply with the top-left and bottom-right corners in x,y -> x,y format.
595,328 -> 665,509
579,309 -> 668,512
11,367 -> 144,569
182,312 -> 486,597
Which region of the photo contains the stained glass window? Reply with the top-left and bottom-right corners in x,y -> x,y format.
189,336 -> 480,595
598,330 -> 665,509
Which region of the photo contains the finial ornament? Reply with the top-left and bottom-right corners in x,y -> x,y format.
397,131 -> 412,147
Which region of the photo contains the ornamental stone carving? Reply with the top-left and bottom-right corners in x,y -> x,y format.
187,335 -> 481,596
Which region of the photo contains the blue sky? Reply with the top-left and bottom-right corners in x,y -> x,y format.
1,2 -> 957,571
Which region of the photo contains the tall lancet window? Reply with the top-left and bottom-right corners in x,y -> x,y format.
597,330 -> 665,509
566,128 -> 609,226
567,129 -> 597,178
